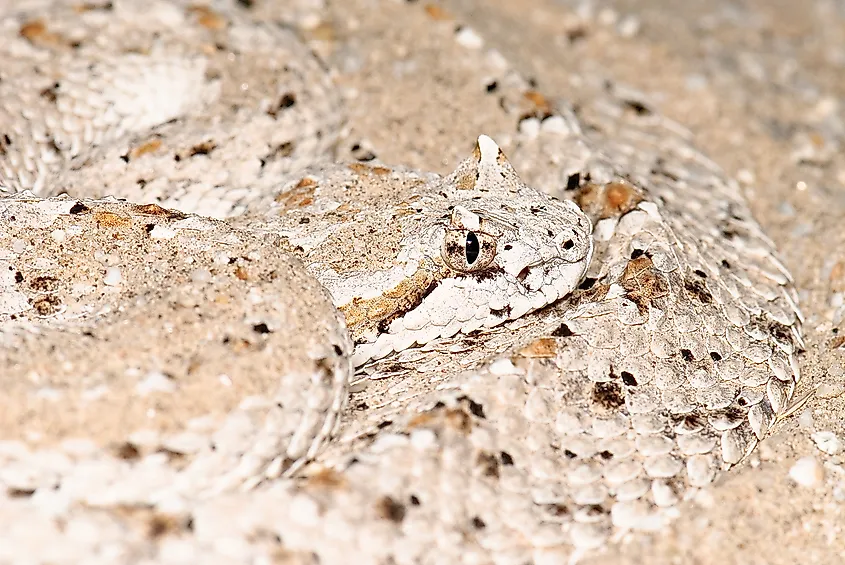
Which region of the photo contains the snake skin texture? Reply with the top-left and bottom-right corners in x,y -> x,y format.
0,1 -> 804,564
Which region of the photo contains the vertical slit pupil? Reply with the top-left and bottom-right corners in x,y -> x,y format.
465,232 -> 480,265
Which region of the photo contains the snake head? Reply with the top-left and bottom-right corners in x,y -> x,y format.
349,135 -> 593,366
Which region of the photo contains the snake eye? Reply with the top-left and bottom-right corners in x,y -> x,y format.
442,229 -> 496,272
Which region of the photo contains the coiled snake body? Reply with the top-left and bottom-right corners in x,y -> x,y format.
0,1 -> 804,563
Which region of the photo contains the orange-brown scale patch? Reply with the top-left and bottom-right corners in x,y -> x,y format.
107,505 -> 191,540
334,203 -> 362,216
495,147 -> 510,166
188,6 -> 227,30
518,337 -> 558,358
391,202 -> 416,218
132,203 -> 187,220
407,406 -> 473,434
521,90 -> 553,120
456,172 -> 477,190
829,335 -> 845,350
809,131 -> 826,148
94,211 -> 131,228
573,281 -> 611,305
829,260 -> 845,293
348,162 -> 392,176
304,467 -> 348,490
621,255 -> 669,315
275,180 -> 316,209
31,295 -> 62,316
72,3 -> 115,13
471,140 -> 482,161
575,179 -> 645,221
304,21 -> 336,42
424,4 -> 453,20
19,19 -> 66,47
129,138 -> 164,160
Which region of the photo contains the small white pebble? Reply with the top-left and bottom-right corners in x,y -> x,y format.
12,239 -> 27,253
50,229 -> 66,242
736,169 -> 756,185
540,115 -> 569,134
485,49 -> 508,70
798,407 -> 814,429
103,267 -> 122,286
789,456 -> 825,487
812,431 -> 843,455
81,384 -> 109,401
135,371 -> 176,395
617,15 -> 640,38
248,287 -> 265,304
816,383 -> 845,398
518,117 -> 541,139
455,27 -> 484,49
297,13 -> 322,30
